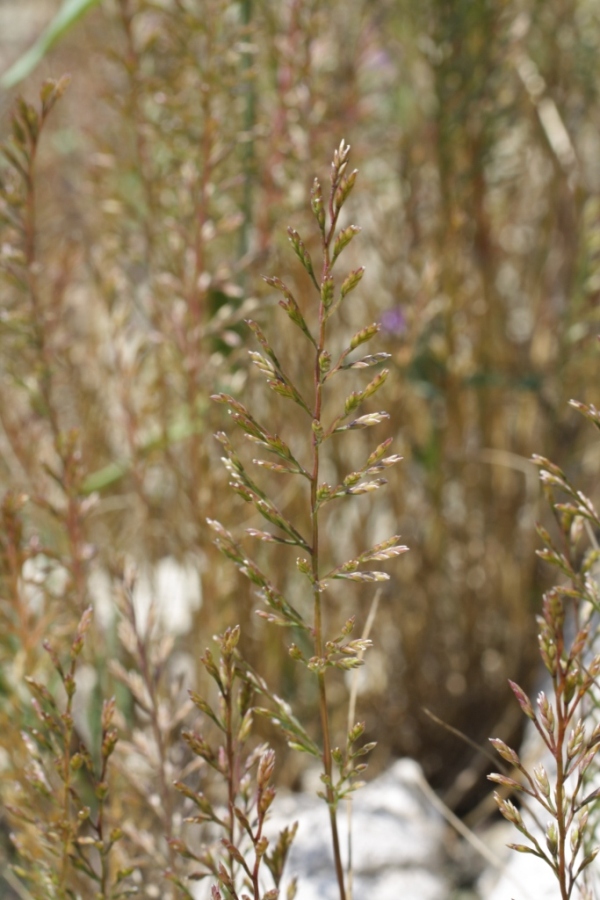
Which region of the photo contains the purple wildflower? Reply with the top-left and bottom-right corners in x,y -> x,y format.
380,306 -> 407,337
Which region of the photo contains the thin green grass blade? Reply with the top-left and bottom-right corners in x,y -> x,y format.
1,0 -> 103,89
82,414 -> 205,494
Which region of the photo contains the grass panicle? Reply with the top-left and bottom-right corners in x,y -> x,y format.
209,141 -> 403,900
490,394 -> 600,899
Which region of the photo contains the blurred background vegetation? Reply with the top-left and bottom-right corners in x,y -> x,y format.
1,0 -> 600,891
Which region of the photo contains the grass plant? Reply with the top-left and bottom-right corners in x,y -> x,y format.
208,139 -> 404,899
170,625 -> 298,900
490,394 -> 600,899
7,606 -> 130,898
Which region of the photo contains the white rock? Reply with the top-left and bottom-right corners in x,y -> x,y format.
88,556 -> 203,634
480,818 -> 557,900
266,759 -> 449,900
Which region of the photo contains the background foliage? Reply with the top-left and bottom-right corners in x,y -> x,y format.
1,0 -> 600,894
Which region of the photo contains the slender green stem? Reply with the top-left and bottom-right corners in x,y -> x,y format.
96,752 -> 110,899
555,715 -> 569,899
554,630 -> 570,900
224,667 -> 239,886
309,188 -> 346,900
239,0 -> 255,268
251,783 -> 265,900
59,660 -> 76,897
24,125 -> 61,442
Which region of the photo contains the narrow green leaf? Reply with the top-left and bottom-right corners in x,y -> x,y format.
82,412 -> 205,494
1,0 -> 103,88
